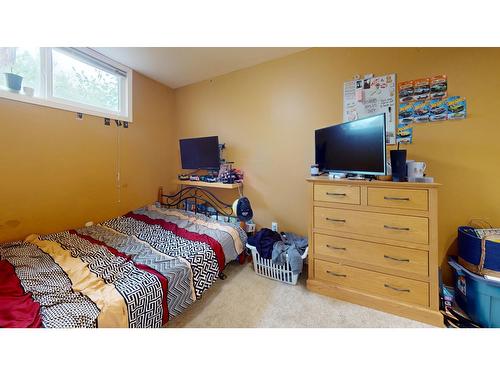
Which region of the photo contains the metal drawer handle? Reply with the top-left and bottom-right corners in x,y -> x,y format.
384,284 -> 410,293
326,270 -> 347,277
326,192 -> 347,196
326,244 -> 347,251
326,218 -> 346,223
384,255 -> 410,262
384,225 -> 410,231
384,196 -> 410,201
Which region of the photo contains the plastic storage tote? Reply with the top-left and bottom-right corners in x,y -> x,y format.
247,244 -> 308,285
449,257 -> 500,328
458,226 -> 500,277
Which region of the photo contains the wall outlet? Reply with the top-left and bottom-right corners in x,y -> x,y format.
271,222 -> 278,232
246,223 -> 256,233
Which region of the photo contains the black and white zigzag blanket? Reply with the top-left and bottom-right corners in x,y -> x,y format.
0,207 -> 247,328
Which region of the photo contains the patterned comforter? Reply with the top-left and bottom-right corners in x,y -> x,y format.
0,206 -> 247,328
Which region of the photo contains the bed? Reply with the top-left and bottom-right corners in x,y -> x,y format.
0,187 -> 247,328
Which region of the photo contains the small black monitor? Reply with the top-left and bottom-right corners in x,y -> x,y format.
315,113 -> 386,176
179,136 -> 220,170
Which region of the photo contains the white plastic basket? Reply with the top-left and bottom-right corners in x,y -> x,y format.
247,244 -> 308,285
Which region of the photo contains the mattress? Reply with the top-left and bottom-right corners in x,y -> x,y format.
0,206 -> 247,328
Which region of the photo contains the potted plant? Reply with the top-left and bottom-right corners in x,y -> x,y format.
0,47 -> 23,92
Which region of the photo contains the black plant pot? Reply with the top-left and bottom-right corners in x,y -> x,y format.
4,73 -> 23,92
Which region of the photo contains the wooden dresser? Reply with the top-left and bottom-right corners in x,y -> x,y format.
306,177 -> 442,326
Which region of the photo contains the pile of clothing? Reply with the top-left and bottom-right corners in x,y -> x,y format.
248,229 -> 308,275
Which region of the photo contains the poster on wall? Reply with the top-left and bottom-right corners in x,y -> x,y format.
447,96 -> 467,120
397,102 -> 414,144
398,75 -> 448,103
343,73 -> 397,144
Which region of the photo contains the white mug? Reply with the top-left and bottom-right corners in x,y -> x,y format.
407,161 -> 426,178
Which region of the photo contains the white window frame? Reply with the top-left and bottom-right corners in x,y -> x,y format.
0,47 -> 133,122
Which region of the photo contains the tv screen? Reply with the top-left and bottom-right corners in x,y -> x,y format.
315,113 -> 386,175
179,136 -> 220,170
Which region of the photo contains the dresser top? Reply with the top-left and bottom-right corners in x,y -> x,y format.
306,176 -> 441,188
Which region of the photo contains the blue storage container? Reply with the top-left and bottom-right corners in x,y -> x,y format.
458,226 -> 500,277
449,257 -> 500,328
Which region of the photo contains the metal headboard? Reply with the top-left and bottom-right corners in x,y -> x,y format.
157,186 -> 234,217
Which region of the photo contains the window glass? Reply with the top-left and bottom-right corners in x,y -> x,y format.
52,49 -> 121,112
0,47 -> 130,120
0,47 -> 41,96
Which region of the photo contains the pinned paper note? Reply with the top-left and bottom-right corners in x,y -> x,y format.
355,88 -> 364,102
343,73 -> 397,144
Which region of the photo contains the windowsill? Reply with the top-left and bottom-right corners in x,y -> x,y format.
0,87 -> 132,122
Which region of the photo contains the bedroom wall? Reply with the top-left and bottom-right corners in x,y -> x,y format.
0,71 -> 178,243
173,47 -> 500,282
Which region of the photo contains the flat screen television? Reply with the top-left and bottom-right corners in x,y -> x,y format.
179,136 -> 220,170
315,113 -> 386,176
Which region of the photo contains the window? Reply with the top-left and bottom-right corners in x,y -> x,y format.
0,48 -> 42,96
0,47 -> 132,121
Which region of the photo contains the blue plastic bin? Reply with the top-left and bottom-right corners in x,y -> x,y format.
449,257 -> 500,328
458,226 -> 500,277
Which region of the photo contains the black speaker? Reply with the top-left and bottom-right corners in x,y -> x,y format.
390,150 -> 407,182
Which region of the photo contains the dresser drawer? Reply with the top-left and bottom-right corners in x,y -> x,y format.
315,259 -> 429,307
314,233 -> 429,276
367,187 -> 428,211
314,184 -> 360,205
314,207 -> 429,244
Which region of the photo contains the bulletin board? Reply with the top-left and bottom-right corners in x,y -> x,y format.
343,73 -> 397,144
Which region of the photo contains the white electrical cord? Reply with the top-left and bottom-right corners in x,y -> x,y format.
116,125 -> 121,203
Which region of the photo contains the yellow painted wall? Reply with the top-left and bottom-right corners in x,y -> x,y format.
0,72 -> 178,242
2,48 -> 498,282
174,47 -> 500,280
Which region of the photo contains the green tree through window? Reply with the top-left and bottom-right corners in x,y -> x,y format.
0,47 -> 122,113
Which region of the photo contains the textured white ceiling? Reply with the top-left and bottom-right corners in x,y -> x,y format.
94,47 -> 307,89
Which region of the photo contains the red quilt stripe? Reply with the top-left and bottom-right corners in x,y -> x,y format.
0,260 -> 42,328
70,230 -> 169,325
125,212 -> 226,271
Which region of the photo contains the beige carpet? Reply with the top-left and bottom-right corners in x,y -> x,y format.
168,261 -> 431,328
